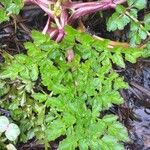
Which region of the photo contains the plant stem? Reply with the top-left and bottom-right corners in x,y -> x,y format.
125,11 -> 150,37
23,0 -> 127,41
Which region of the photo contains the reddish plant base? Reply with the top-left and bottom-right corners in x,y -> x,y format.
24,0 -> 126,41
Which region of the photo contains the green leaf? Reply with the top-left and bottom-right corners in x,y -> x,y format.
143,42 -> 150,57
32,93 -> 48,103
46,119 -> 66,141
30,64 -> 39,81
79,140 -> 89,150
130,8 -> 138,18
107,12 -> 130,31
116,5 -> 126,13
46,97 -> 65,111
129,22 -> 142,46
6,3 -> 20,14
0,80 -> 9,96
108,122 -> 129,141
0,116 -> 9,133
139,28 -> 147,40
128,0 -> 146,10
88,121 -> 106,138
5,123 -> 20,141
0,0 -> 23,24
100,135 -> 124,150
24,42 -> 42,58
125,53 -> 136,63
118,15 -> 130,30
32,30 -> 49,46
144,13 -> 150,30
114,77 -> 128,90
112,53 -> 125,68
58,135 -> 77,150
62,113 -> 76,127
19,68 -> 30,80
0,9 -> 9,23
14,54 -> 27,64
1,0 -> 11,7
102,115 -> 118,124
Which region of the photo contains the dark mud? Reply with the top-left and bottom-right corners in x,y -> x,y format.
123,61 -> 150,150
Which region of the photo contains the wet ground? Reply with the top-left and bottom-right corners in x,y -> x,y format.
0,2 -> 150,150
113,50 -> 150,150
123,61 -> 150,150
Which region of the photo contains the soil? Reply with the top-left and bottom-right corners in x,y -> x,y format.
0,1 -> 150,150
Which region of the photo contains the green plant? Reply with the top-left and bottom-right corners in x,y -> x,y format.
0,26 -> 143,149
0,0 -> 23,23
107,0 -> 150,46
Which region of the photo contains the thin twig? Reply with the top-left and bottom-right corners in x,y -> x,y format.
130,81 -> 150,97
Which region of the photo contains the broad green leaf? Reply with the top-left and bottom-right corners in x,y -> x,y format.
107,13 -> 118,31
5,123 -> 20,141
88,121 -> 106,138
0,116 -> 9,133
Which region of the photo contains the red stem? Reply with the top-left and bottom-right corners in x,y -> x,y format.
23,0 -> 127,41
68,0 -> 127,24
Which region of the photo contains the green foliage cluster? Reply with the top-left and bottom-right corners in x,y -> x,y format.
107,0 -> 150,46
0,0 -> 149,149
0,0 -> 23,23
0,26 -> 143,149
